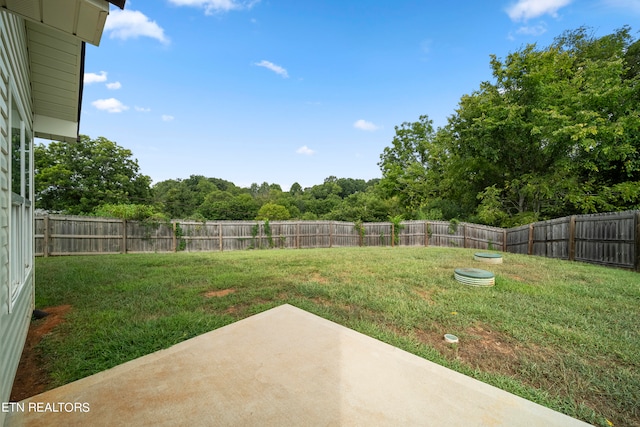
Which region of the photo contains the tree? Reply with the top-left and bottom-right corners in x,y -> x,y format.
327,189 -> 391,222
289,182 -> 303,196
378,27 -> 639,226
459,27 -> 637,224
255,203 -> 291,220
624,38 -> 640,86
35,135 -> 152,214
335,177 -> 368,198
198,193 -> 259,220
378,115 -> 446,215
153,175 -> 246,219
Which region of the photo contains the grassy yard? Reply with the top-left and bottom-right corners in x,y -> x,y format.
33,247 -> 639,426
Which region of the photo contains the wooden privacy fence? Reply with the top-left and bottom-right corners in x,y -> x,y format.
34,216 -> 505,256
506,210 -> 640,271
34,211 -> 640,271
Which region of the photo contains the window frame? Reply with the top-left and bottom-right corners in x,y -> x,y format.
8,78 -> 34,313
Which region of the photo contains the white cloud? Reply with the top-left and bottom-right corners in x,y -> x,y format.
254,60 -> 289,78
353,119 -> 380,131
162,115 -> 175,122
506,0 -> 572,21
296,145 -> 315,155
105,9 -> 169,44
516,24 -> 548,36
84,71 -> 107,84
168,0 -> 260,14
135,106 -> 151,112
106,81 -> 122,90
92,98 -> 129,113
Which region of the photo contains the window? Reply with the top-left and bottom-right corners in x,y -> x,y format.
9,89 -> 33,310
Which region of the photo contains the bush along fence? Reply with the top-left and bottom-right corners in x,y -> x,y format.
34,210 -> 640,271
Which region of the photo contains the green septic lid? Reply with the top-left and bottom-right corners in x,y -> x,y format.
454,268 -> 495,287
474,252 -> 502,258
455,268 -> 495,278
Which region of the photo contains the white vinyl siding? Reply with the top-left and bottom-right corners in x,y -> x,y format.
0,11 -> 34,426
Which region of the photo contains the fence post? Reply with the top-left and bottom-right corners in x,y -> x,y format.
503,228 -> 507,252
528,223 -> 534,255
424,221 -> 429,247
43,215 -> 49,257
217,222 -> 222,251
172,221 -> 177,252
391,223 -> 395,247
122,219 -> 127,254
463,223 -> 468,249
329,222 -> 333,248
568,216 -> 576,261
296,222 -> 300,249
635,212 -> 640,272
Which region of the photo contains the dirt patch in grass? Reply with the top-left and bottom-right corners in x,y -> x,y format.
223,305 -> 241,315
413,288 -> 436,305
414,323 -> 522,376
223,297 -> 277,317
10,305 -> 71,401
203,288 -> 235,298
309,272 -> 329,284
457,325 -> 522,374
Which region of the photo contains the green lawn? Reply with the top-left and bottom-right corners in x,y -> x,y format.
34,247 -> 639,427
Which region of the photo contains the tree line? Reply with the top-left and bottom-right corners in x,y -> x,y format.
34,137 -> 389,222
35,27 -> 640,226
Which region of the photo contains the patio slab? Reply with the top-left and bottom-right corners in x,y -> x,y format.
5,304 -> 591,426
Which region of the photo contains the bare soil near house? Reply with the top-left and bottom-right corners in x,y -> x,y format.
10,305 -> 71,401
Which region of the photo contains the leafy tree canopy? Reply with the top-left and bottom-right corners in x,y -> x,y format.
378,26 -> 640,226
256,203 -> 291,220
35,135 -> 152,214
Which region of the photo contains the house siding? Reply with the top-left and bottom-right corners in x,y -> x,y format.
0,12 -> 34,426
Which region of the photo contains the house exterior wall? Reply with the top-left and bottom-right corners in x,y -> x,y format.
0,12 -> 35,426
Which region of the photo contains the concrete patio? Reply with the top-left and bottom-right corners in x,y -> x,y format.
5,304 -> 591,426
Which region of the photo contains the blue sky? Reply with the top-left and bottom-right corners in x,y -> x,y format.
76,0 -> 639,190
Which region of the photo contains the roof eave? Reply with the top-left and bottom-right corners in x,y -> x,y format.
12,0 -> 126,142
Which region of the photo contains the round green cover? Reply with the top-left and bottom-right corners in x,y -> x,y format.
474,252 -> 502,258
454,268 -> 495,278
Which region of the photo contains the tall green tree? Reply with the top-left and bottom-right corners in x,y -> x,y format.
464,26 -> 640,220
446,43 -> 577,223
378,115 -> 450,216
378,27 -> 639,226
35,135 -> 152,214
